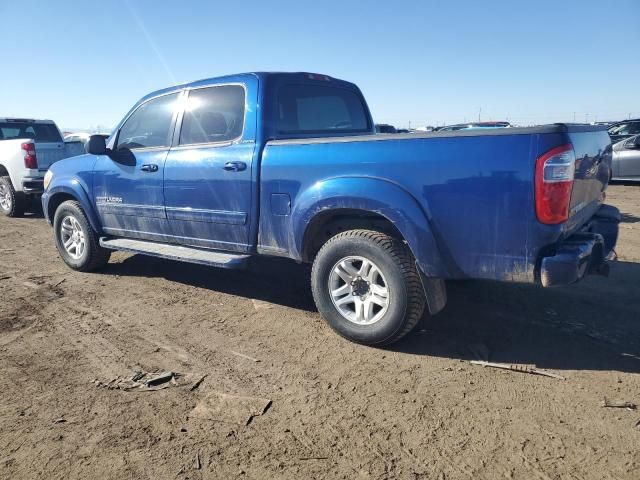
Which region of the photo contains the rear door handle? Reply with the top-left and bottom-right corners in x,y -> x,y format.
141,164 -> 158,172
223,161 -> 247,172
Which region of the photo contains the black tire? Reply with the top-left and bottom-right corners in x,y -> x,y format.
53,200 -> 111,271
311,229 -> 426,346
0,176 -> 26,217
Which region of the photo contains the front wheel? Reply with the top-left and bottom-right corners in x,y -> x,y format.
53,200 -> 111,271
311,229 -> 426,346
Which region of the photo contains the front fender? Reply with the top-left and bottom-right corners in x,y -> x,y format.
292,177 -> 447,277
43,176 -> 101,233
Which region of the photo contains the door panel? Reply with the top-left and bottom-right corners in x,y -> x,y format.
163,84 -> 255,252
92,92 -> 181,240
163,142 -> 254,251
619,150 -> 640,178
93,149 -> 171,240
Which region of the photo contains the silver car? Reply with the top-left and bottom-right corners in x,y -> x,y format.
612,134 -> 640,181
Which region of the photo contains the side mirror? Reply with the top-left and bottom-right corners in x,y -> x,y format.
86,135 -> 107,155
111,147 -> 136,166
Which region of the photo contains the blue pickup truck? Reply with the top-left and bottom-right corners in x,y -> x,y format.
42,72 -> 620,346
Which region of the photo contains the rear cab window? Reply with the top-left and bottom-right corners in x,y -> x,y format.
277,84 -> 370,135
0,122 -> 62,142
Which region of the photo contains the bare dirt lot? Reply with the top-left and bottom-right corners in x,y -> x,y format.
1,185 -> 639,480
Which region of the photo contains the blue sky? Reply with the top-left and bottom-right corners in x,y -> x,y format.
1,0 -> 638,130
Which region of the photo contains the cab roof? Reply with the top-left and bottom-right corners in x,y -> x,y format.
138,72 -> 357,104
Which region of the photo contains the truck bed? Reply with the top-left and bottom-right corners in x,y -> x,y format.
259,124 -> 611,283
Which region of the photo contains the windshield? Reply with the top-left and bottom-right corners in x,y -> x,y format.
0,122 -> 62,142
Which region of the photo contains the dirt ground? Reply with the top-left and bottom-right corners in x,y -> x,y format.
1,185 -> 639,480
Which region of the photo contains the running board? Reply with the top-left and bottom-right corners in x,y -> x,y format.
99,237 -> 251,269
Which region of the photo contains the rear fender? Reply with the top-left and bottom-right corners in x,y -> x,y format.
45,176 -> 101,233
292,177 -> 447,277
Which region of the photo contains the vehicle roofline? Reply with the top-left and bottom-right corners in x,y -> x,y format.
137,71 -> 359,104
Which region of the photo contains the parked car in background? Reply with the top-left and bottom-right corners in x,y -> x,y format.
608,119 -> 640,144
375,124 -> 397,134
0,118 -> 85,217
64,132 -> 92,144
42,72 -> 618,346
611,134 -> 640,181
434,121 -> 511,132
64,132 -> 110,143
64,132 -> 111,152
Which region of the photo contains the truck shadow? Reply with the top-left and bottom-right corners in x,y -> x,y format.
105,254 -> 316,312
393,260 -> 640,373
106,255 -> 640,373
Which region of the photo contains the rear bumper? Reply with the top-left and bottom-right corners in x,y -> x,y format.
540,204 -> 620,287
21,177 -> 44,195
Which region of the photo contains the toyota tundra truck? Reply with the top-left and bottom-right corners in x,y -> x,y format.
41,72 -> 620,346
0,118 -> 85,217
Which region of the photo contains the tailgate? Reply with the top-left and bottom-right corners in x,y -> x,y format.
565,129 -> 612,231
34,142 -> 68,171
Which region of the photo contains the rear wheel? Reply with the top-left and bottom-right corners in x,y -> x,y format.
53,200 -> 111,271
311,229 -> 426,346
0,176 -> 26,217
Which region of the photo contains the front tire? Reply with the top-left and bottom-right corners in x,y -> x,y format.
311,229 -> 426,346
53,200 -> 111,271
0,176 -> 26,217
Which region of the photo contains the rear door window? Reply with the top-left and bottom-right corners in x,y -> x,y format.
179,85 -> 245,145
116,93 -> 180,150
0,122 -> 62,142
277,84 -> 370,134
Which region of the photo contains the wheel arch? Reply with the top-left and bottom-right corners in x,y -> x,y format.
46,184 -> 101,233
292,177 -> 448,277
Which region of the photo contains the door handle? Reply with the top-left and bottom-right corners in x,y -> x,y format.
141,164 -> 158,172
223,161 -> 247,172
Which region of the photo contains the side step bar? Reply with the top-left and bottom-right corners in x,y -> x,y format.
99,237 -> 251,269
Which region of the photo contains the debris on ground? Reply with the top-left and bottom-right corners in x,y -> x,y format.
601,398 -> 637,410
470,360 -> 565,380
94,370 -> 198,392
195,450 -> 201,470
190,374 -> 207,392
192,392 -> 272,425
230,350 -> 260,363
251,299 -> 273,311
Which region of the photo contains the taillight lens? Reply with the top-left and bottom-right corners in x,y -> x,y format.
535,144 -> 575,225
22,142 -> 38,169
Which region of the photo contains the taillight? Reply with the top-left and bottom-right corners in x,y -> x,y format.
22,142 -> 38,169
535,144 -> 575,225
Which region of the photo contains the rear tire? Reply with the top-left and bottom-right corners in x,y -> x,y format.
53,200 -> 111,271
0,176 -> 26,217
311,229 -> 426,346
